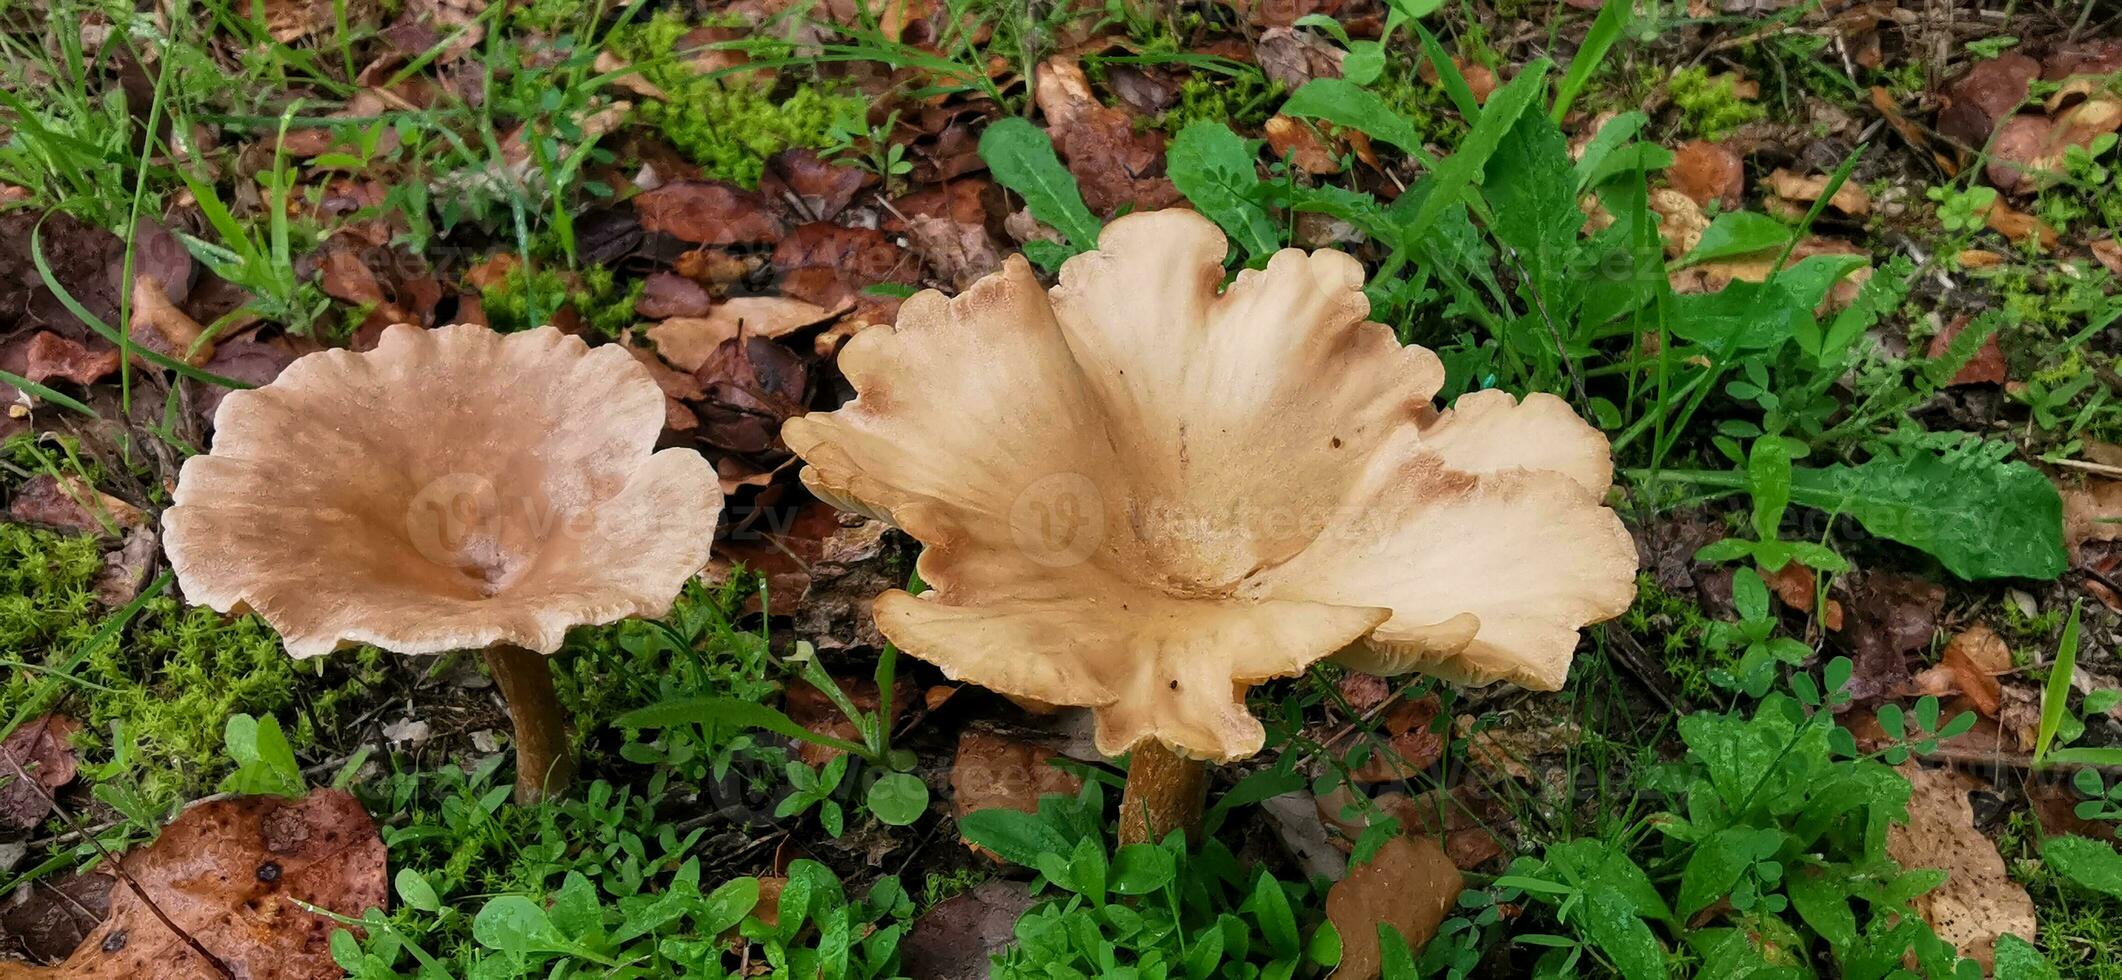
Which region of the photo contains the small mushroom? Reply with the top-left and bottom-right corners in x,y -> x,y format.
784,210 -> 1636,843
164,323 -> 721,803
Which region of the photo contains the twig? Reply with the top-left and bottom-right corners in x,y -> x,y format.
2,716 -> 236,979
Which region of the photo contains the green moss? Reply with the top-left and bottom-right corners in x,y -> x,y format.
0,523 -> 103,653
1,524 -> 379,809
612,12 -> 863,187
1159,71 -> 1285,136
1997,811 -> 2122,979
1668,66 -> 1766,140
1616,573 -> 1720,701
480,261 -> 640,339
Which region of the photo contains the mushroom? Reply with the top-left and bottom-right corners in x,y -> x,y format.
164,323 -> 721,803
783,210 -> 1636,843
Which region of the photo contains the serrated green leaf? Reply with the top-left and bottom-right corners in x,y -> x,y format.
1167,121 -> 1280,260
1784,451 -> 2067,580
978,116 -> 1101,257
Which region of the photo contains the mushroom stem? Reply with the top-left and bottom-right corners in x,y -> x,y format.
1117,740 -> 1208,846
482,643 -> 575,804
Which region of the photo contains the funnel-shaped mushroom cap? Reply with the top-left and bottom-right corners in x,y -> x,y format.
164,324 -> 722,657
784,210 -> 1636,762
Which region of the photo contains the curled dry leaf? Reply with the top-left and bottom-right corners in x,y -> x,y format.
1325,835 -> 1465,979
633,180 -> 784,245
2092,238 -> 2122,276
904,214 -> 1003,292
1764,168 -> 1871,216
129,275 -> 213,367
1937,53 -> 2039,150
1265,115 -> 1346,175
0,715 -> 80,831
590,50 -> 667,101
7,475 -> 143,537
15,789 -> 387,979
1668,140 -> 1745,209
1940,624 -> 2011,718
760,149 -> 874,224
1759,561 -> 1843,630
1885,766 -> 2034,970
647,296 -> 841,373
692,333 -> 812,454
784,211 -> 1635,761
20,332 -> 118,387
635,271 -> 715,320
318,250 -> 387,307
949,731 -> 1083,846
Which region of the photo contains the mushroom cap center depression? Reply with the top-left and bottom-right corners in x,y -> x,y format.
398,466 -> 598,598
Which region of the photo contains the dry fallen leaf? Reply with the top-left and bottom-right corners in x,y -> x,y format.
1668,140 -> 1744,209
1939,624 -> 2012,717
646,296 -> 840,373
1765,168 -> 1871,216
19,332 -> 118,387
0,715 -> 80,830
633,180 -> 785,245
1325,835 -> 1465,979
16,789 -> 386,979
1885,766 -> 2034,970
949,731 -> 1083,860
129,275 -> 213,367
6,475 -> 143,536
1759,561 -> 1843,630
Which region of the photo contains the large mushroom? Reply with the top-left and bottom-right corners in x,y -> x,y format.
164,323 -> 721,803
784,210 -> 1636,843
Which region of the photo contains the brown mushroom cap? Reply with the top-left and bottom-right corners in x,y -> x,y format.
784,210 -> 1636,762
164,323 -> 722,657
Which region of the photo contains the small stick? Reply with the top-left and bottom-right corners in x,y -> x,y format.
1117,740 -> 1208,846
482,643 -> 575,804
1,719 -> 235,979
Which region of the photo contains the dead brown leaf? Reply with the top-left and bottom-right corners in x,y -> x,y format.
1759,561 -> 1843,630
129,275 -> 212,367
0,715 -> 80,830
318,250 -> 386,307
949,731 -> 1082,836
904,214 -> 1002,292
1668,140 -> 1744,209
1765,168 -> 1871,216
633,180 -> 784,245
1265,115 -> 1344,175
783,675 -> 917,768
1033,56 -> 1099,136
1325,835 -> 1464,979
19,789 -> 386,979
7,475 -> 142,536
20,332 -> 118,387
1885,766 -> 2034,970
898,881 -> 1037,980
635,271 -> 715,320
1053,107 -> 1183,217
1939,624 -> 2011,718
647,296 -> 840,373
1938,53 -> 2039,150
